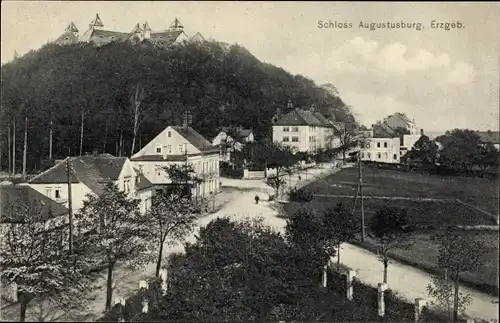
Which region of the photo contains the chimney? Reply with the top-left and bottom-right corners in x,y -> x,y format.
420,129 -> 424,136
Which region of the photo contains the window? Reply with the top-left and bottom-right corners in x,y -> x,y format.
110,36 -> 116,40
283,127 -> 290,132
384,152 -> 388,159
361,152 -> 365,158
46,187 -> 52,197
291,126 -> 299,132
367,153 -> 371,159
156,145 -> 162,153
124,178 -> 131,194
377,153 -> 381,159
168,131 -> 172,137
55,189 -> 61,199
384,142 -> 388,148
283,136 -> 290,142
377,142 -> 381,148
64,37 -> 69,40
167,145 -> 172,153
393,154 -> 398,160
156,165 -> 162,176
179,144 -> 184,153
292,136 -> 299,142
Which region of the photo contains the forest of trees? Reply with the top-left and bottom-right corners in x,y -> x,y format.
0,40 -> 354,173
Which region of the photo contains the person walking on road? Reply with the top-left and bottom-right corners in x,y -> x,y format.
255,194 -> 260,204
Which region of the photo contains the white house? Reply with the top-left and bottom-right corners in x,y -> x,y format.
272,105 -> 338,153
361,137 -> 401,164
212,127 -> 254,162
130,124 -> 220,199
384,112 -> 418,135
25,154 -> 154,215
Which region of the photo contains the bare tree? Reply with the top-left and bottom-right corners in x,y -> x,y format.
129,83 -> 149,156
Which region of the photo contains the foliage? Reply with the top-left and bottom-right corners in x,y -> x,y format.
1,41 -> 354,171
426,275 -> 472,321
393,126 -> 410,145
163,163 -> 202,184
406,135 -> 439,169
75,182 -> 151,311
288,187 -> 314,203
475,141 -> 499,172
0,197 -> 95,322
143,193 -> 200,276
368,206 -> 414,284
430,227 -> 487,321
436,129 -> 482,173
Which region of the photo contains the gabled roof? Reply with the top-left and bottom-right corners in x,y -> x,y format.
0,185 -> 69,223
89,13 -> 104,28
142,21 -> 152,31
220,127 -> 253,140
191,32 -> 205,42
65,22 -> 79,33
85,29 -> 130,42
475,131 -> 500,144
150,30 -> 183,43
372,122 -> 395,138
54,31 -> 79,45
169,17 -> 184,29
134,172 -> 153,191
171,126 -> 219,153
273,109 -> 326,127
29,156 -> 128,195
388,113 -> 413,126
131,23 -> 143,33
313,112 -> 332,127
131,154 -> 188,162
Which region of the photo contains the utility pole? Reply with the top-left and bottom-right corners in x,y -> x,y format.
358,151 -> 365,242
65,158 -> 74,259
12,117 -> 16,176
22,116 -> 27,180
7,123 -> 11,175
49,114 -> 53,160
79,109 -> 84,156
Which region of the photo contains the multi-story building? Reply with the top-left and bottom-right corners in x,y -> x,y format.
272,102 -> 339,153
383,112 -> 418,135
130,122 -> 220,198
361,137 -> 401,164
212,127 -> 254,163
25,154 -> 154,214
54,14 -> 203,47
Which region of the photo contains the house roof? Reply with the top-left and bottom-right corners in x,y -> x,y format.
220,127 -> 253,141
135,172 -> 153,191
475,131 -> 500,144
29,155 -> 127,195
191,32 -> 205,42
131,154 -> 188,162
171,126 -> 219,153
131,23 -> 143,33
0,185 -> 68,223
65,22 -> 79,33
150,30 -> 183,43
89,13 -> 104,28
169,17 -> 184,29
388,113 -> 413,126
54,31 -> 79,45
84,29 -> 130,42
142,21 -> 152,31
313,112 -> 332,126
273,109 -> 327,127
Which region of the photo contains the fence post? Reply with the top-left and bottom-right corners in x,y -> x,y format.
377,283 -> 389,317
321,264 -> 328,288
346,269 -> 357,301
159,269 -> 168,295
414,298 -> 427,322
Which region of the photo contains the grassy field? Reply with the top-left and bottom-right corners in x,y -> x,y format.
287,166 -> 499,296
303,166 -> 499,226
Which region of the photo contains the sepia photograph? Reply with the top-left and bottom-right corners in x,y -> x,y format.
0,1 -> 499,322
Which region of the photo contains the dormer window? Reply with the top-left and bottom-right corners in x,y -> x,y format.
156,145 -> 162,154
110,36 -> 116,40
64,37 -> 69,40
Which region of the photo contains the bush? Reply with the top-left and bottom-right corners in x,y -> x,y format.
288,187 -> 314,203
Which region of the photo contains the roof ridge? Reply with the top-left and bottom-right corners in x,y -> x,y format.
29,157 -> 72,183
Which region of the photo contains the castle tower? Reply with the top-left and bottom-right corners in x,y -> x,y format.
65,22 -> 79,38
89,13 -> 104,30
142,21 -> 151,39
169,17 -> 184,31
131,23 -> 144,41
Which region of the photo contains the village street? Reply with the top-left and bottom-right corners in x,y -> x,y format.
2,164 -> 498,322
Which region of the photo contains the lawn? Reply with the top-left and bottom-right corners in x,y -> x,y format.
303,166 -> 499,225
286,166 -> 500,296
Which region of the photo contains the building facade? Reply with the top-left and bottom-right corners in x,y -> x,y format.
361,137 -> 401,164
272,104 -> 338,153
25,155 -> 153,215
384,113 -> 418,135
130,124 -> 220,198
54,14 -> 202,48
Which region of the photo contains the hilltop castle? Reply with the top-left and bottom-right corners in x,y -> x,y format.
54,13 -> 205,47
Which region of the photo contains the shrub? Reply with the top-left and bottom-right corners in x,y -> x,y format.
288,187 -> 314,203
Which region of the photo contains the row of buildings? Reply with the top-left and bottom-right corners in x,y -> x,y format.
1,120 -> 220,220
54,13 -> 205,47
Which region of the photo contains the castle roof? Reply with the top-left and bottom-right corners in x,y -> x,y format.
54,31 -> 79,45
80,28 -> 130,42
65,22 -> 79,33
150,30 -> 184,43
169,17 -> 184,29
131,23 -> 143,33
273,109 -> 328,127
191,32 -> 205,42
89,13 -> 104,28
142,21 -> 151,31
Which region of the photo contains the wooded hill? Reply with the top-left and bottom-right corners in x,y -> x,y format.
0,40 -> 354,172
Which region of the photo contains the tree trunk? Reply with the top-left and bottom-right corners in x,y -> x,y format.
79,110 -> 84,156
383,254 -> 388,283
103,121 -> 108,154
155,238 -> 165,277
337,242 -> 341,271
453,271 -> 460,322
119,130 -> 123,157
131,129 -> 137,157
105,261 -> 115,312
22,116 -> 27,179
7,123 -> 11,175
12,118 -> 16,176
19,295 -> 29,322
49,118 -> 53,160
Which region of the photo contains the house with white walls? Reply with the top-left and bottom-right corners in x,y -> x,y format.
272,102 -> 338,153
360,137 -> 401,164
212,127 -> 254,163
130,123 -> 220,199
25,154 -> 154,215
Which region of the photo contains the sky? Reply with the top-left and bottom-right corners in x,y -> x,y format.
2,1 -> 499,132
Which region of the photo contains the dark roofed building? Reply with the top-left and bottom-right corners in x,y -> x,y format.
475,130 -> 500,149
